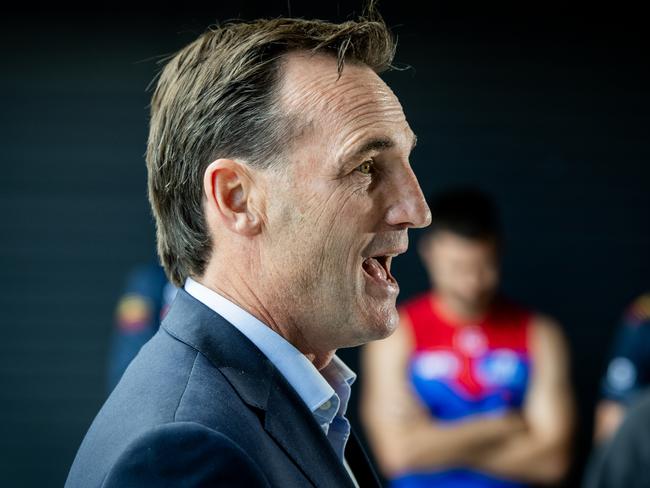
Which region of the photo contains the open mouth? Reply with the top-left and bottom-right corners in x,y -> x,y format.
361,255 -> 397,285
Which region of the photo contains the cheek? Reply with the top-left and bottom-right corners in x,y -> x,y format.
304,188 -> 366,240
485,268 -> 500,289
429,252 -> 453,281
272,175 -> 371,268
273,200 -> 351,274
446,270 -> 465,289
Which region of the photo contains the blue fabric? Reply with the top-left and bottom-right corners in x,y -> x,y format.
395,345 -> 530,487
66,288 -> 380,487
391,469 -> 527,488
106,262 -> 173,392
408,352 -> 530,421
601,300 -> 650,404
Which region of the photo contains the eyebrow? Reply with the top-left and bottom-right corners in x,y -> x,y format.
344,133 -> 418,163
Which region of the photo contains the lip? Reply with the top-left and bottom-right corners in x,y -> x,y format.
361,259 -> 399,296
364,247 -> 408,259
362,247 -> 408,276
361,253 -> 402,297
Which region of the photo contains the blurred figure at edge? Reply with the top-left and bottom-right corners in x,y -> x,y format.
593,292 -> 650,444
583,292 -> 650,488
106,261 -> 177,393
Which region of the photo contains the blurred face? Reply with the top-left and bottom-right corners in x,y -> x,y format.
419,230 -> 500,313
257,53 -> 431,352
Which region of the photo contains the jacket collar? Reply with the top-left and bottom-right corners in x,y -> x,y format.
183,276 -> 355,418
161,288 -> 380,487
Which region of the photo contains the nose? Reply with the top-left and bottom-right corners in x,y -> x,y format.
385,165 -> 432,229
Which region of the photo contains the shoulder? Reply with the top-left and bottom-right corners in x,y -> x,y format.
69,341 -> 265,487
491,294 -> 536,324
103,329 -> 247,440
115,263 -> 168,327
622,293 -> 650,328
101,422 -> 269,488
118,334 -> 245,425
528,313 -> 568,348
526,314 -> 571,374
609,294 -> 650,349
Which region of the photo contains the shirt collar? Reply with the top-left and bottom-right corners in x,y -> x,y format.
183,277 -> 356,419
313,354 -> 357,428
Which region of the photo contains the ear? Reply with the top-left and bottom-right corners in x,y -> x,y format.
202,159 -> 263,237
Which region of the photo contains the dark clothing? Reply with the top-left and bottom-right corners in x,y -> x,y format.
601,293 -> 650,405
67,288 -> 380,487
583,390 -> 650,488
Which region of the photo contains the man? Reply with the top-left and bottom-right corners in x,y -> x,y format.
593,292 -> 650,443
66,8 -> 431,488
361,188 -> 574,487
582,292 -> 650,488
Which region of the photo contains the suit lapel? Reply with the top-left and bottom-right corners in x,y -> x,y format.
345,427 -> 382,487
161,289 -> 364,487
263,366 -> 358,487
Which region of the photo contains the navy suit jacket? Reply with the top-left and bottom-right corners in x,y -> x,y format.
66,289 -> 381,487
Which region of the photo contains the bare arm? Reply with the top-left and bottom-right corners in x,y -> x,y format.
470,315 -> 575,484
360,310 -> 526,478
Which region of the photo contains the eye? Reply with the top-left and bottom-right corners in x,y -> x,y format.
355,159 -> 376,176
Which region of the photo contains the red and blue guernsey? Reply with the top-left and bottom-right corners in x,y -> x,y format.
390,291 -> 534,488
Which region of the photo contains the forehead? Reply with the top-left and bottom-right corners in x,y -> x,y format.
277,51 -> 412,155
432,232 -> 498,256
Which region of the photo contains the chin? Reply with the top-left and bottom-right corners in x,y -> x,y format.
356,307 -> 399,345
375,321 -> 398,341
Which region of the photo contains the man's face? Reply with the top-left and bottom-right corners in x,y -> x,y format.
258,52 -> 431,352
421,231 -> 500,313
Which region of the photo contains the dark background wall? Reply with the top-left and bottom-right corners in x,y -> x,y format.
1,3 -> 648,487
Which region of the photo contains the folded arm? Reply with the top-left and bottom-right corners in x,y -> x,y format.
470,316 -> 575,484
360,312 -> 574,485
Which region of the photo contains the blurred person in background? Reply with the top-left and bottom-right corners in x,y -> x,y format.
361,187 -> 575,488
106,261 -> 177,393
582,292 -> 650,488
583,389 -> 650,488
592,292 -> 650,444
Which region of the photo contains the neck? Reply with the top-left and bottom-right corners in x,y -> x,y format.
194,262 -> 336,371
434,291 -> 490,324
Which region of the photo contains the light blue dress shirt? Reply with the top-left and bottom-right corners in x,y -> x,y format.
184,277 -> 359,484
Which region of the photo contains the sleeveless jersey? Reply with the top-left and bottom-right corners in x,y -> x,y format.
389,291 -> 534,488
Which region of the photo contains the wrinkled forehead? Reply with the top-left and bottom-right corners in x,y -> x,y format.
277,51 -> 411,151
